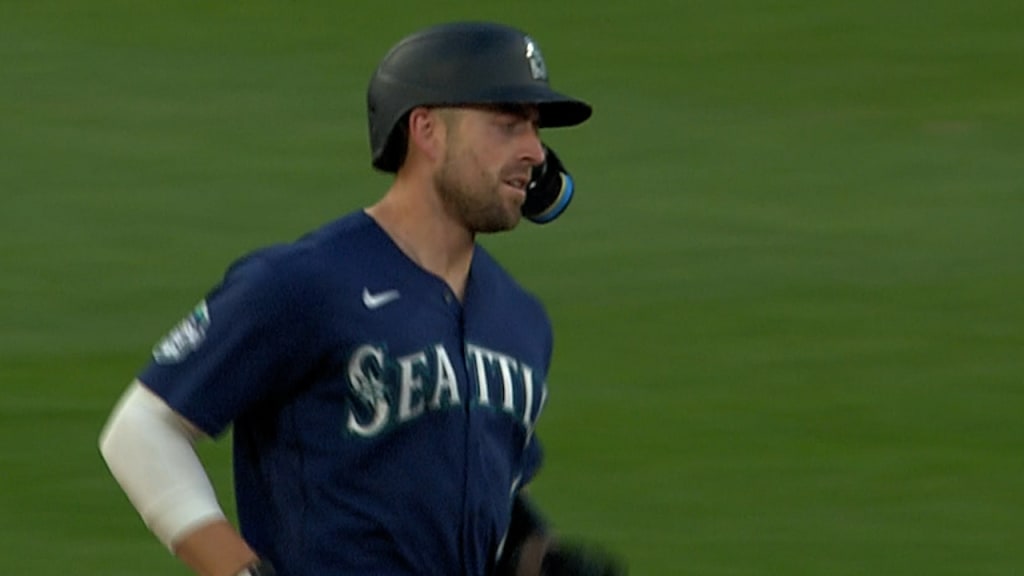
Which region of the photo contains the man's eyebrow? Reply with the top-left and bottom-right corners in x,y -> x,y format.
489,103 -> 540,122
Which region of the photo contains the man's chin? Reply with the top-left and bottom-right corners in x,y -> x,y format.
475,210 -> 522,234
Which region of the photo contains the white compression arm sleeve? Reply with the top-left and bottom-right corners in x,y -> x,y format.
99,380 -> 226,550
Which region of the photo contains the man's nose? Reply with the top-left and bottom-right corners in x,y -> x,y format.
522,127 -> 545,166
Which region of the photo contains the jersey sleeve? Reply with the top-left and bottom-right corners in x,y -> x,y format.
138,251 -> 322,437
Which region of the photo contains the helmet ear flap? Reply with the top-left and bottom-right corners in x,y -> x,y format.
522,145 -> 575,224
373,113 -> 411,173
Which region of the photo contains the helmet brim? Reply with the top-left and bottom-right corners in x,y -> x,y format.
469,83 -> 593,128
538,97 -> 593,128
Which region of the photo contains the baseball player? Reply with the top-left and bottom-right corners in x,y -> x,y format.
99,21 -> 624,576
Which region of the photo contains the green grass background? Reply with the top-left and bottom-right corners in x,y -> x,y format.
2,1 -> 1022,573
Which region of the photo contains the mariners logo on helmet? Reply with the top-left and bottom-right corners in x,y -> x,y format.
524,36 -> 547,81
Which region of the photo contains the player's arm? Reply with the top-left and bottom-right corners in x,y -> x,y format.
98,380 -> 261,576
495,492 -> 627,576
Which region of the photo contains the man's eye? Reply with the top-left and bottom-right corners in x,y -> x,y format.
500,119 -> 524,133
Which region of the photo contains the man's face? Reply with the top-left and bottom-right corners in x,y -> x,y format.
433,105 -> 545,233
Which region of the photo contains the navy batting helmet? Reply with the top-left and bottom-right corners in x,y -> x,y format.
367,21 -> 593,172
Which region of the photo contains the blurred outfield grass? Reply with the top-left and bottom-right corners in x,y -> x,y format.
2,1 -> 1023,574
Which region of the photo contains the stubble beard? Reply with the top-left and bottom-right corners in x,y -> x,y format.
434,141 -> 521,234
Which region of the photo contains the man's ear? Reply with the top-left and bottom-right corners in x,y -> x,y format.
406,107 -> 445,166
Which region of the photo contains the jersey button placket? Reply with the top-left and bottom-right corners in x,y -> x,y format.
446,283 -> 473,573
443,288 -> 458,308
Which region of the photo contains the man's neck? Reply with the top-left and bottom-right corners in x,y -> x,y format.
365,184 -> 474,300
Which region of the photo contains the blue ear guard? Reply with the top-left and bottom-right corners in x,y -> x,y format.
522,145 -> 576,224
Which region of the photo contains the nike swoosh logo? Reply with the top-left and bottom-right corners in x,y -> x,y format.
362,287 -> 401,309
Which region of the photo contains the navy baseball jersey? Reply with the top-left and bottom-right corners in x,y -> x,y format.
139,211 -> 552,576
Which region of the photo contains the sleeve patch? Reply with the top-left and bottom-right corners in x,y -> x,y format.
152,301 -> 211,364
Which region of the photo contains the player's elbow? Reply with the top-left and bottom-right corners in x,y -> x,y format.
97,380 -> 225,550
99,386 -> 127,463
98,380 -> 195,477
99,381 -> 150,477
